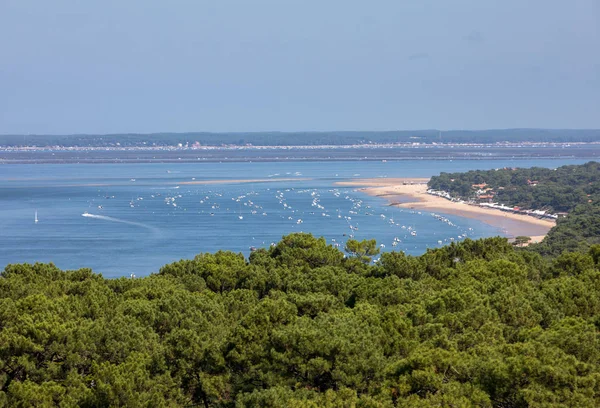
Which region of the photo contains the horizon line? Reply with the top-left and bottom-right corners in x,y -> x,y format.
2,128 -> 600,137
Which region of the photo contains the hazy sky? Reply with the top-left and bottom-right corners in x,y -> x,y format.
1,0 -> 599,134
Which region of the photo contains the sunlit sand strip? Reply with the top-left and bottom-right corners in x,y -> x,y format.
177,178 -> 312,185
337,178 -> 555,239
22,178 -> 313,188
336,177 -> 430,187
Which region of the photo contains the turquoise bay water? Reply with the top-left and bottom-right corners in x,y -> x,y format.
0,159 -> 590,277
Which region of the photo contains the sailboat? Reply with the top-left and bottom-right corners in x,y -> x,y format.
34,210 -> 38,223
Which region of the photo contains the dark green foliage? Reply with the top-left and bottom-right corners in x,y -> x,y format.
269,233 -> 345,269
2,233 -> 600,406
344,238 -> 380,264
513,236 -> 531,246
531,204 -> 600,256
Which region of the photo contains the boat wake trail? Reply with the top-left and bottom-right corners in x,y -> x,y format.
82,212 -> 160,234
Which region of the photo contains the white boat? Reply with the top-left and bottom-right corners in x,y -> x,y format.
34,210 -> 38,223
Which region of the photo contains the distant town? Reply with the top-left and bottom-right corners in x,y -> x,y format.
1,128 -> 600,149
2,130 -> 599,164
2,140 -> 599,152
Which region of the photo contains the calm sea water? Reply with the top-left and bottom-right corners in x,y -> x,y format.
0,159 -> 590,277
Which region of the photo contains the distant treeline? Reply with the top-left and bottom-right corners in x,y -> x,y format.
429,161 -> 600,255
2,129 -> 600,147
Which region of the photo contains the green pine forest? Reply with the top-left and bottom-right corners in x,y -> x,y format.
1,162 -> 600,407
429,161 -> 600,256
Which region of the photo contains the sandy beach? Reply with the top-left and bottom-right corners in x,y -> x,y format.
336,178 -> 555,241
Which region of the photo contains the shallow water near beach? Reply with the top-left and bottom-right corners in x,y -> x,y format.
0,158 -> 589,277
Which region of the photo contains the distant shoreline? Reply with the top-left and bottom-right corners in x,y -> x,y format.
2,128 -> 600,150
1,144 -> 598,165
337,178 -> 555,242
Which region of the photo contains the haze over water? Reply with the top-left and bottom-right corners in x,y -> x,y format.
0,158 -> 590,277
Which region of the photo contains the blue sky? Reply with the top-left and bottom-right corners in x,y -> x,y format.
1,0 -> 598,134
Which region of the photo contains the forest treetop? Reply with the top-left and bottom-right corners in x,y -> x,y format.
2,233 -> 600,407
